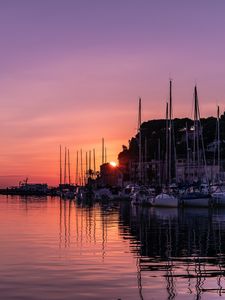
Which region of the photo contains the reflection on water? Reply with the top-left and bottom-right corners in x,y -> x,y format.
120,205 -> 225,299
1,196 -> 225,299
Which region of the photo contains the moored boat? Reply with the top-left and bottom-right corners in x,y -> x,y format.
131,188 -> 154,206
180,192 -> 211,207
151,193 -> 178,208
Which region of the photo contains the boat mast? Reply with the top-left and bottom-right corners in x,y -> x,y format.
195,86 -> 208,184
68,149 -> 71,185
217,105 -> 220,177
80,149 -> 83,186
165,102 -> 169,184
64,147 -> 67,184
185,122 -> 190,183
138,97 -> 142,184
60,145 -> 62,186
102,138 -> 104,165
168,80 -> 172,184
89,150 -> 92,176
76,150 -> 79,185
86,151 -> 88,184
194,86 -> 200,176
93,148 -> 96,178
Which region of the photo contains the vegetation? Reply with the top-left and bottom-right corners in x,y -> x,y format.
118,112 -> 225,175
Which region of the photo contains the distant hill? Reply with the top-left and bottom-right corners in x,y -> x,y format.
118,113 -> 225,178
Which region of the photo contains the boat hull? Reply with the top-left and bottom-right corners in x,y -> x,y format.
181,197 -> 210,207
151,193 -> 178,208
212,193 -> 225,206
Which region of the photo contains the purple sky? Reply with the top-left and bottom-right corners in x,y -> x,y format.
0,0 -> 225,186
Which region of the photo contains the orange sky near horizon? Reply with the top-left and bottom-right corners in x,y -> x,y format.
1,1 -> 225,187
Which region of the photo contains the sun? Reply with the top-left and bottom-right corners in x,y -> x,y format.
109,161 -> 117,167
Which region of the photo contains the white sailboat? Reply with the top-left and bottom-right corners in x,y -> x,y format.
153,80 -> 179,207
180,86 -> 211,207
151,192 -> 178,207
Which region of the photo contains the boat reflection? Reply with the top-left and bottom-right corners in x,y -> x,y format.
119,203 -> 225,299
57,199 -> 225,299
3,195 -> 225,299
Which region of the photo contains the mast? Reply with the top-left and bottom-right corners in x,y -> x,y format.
76,150 -> 79,185
89,150 -> 91,171
185,122 -> 190,183
68,149 -> 71,185
64,147 -> 67,184
86,151 -> 88,183
102,138 -> 104,165
80,149 -> 83,186
217,105 -> 220,176
138,97 -> 142,184
93,149 -> 96,177
194,86 -> 200,173
195,86 -> 208,184
168,81 -> 172,184
60,145 -> 62,186
165,102 -> 169,183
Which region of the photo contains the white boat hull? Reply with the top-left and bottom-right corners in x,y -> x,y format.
152,193 -> 178,208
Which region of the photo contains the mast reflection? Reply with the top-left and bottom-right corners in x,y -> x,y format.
119,204 -> 225,299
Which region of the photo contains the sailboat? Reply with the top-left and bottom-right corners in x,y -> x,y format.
152,80 -> 179,208
180,86 -> 211,207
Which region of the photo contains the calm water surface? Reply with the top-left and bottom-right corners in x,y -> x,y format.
0,195 -> 225,300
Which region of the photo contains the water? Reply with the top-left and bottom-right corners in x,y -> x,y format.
0,196 -> 225,300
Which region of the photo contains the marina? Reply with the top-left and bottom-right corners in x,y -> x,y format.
1,2 -> 225,299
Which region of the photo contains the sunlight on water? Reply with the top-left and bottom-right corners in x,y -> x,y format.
0,195 -> 225,299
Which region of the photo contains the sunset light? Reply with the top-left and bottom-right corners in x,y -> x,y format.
1,2 -> 225,300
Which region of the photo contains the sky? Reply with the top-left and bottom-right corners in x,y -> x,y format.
1,0 -> 225,186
